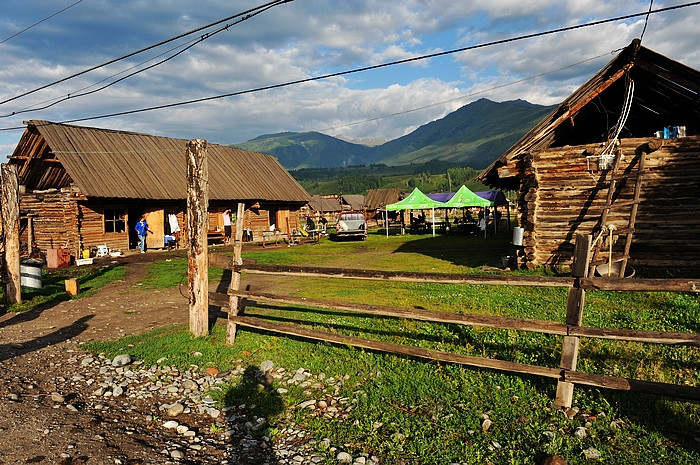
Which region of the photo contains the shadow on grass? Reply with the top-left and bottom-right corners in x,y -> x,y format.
392,230 -> 516,268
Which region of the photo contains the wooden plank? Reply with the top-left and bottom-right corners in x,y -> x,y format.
556,234 -> 589,408
230,315 -> 562,379
210,290 -> 700,345
226,202 -> 246,344
563,371 -> 700,401
235,263 -> 574,288
223,290 -> 569,335
580,277 -> 700,293
186,139 -> 209,337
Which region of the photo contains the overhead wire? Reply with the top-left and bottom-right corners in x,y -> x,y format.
0,1 -> 697,133
0,0 -> 294,106
0,0 -> 83,45
639,0 -> 654,43
316,51 -> 621,133
1,0 -> 288,118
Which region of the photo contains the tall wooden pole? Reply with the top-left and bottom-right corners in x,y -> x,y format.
226,202 -> 246,344
555,234 -> 591,408
1,163 -> 22,305
186,139 -> 209,337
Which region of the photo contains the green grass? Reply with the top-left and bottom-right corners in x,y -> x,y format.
81,231 -> 699,464
1,264 -> 126,312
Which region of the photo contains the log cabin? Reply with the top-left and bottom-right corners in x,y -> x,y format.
9,120 -> 310,259
478,40 -> 700,274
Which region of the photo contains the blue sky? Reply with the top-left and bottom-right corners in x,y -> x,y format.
1,1 -> 699,158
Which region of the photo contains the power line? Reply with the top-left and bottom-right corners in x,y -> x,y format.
316,51 -> 621,134
640,0 -> 655,43
0,0 -> 294,107
1,0 -> 286,118
51,1 -> 700,126
0,1 -> 697,132
0,0 -> 83,45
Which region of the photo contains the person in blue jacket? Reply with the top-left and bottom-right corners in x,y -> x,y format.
135,215 -> 152,253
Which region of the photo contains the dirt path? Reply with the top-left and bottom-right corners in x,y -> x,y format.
0,251 -> 227,464
1,251 -> 191,347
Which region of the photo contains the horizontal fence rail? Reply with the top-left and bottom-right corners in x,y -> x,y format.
211,234 -> 700,406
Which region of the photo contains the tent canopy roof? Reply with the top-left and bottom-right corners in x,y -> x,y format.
385,188 -> 444,211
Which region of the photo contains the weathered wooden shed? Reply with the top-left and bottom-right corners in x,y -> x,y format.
478,40 -> 700,273
9,120 -> 310,258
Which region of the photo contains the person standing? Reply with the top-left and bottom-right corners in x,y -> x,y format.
222,209 -> 232,244
135,215 -> 151,253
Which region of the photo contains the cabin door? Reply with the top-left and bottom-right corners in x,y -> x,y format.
276,210 -> 290,234
144,209 -> 165,249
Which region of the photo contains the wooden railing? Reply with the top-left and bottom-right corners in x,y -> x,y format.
209,234 -> 700,407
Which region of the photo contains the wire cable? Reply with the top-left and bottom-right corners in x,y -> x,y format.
0,1 -> 284,118
0,0 -> 83,45
316,51 -> 620,133
639,0 -> 654,43
0,0 -> 294,106
0,1 -> 697,132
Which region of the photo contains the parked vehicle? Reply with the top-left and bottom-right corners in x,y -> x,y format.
335,211 -> 367,239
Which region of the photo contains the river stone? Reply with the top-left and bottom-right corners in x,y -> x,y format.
260,360 -> 274,373
112,354 -> 133,367
163,420 -> 179,429
167,403 -> 185,417
337,451 -> 353,463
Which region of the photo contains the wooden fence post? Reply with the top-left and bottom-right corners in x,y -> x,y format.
227,202 -> 246,344
186,139 -> 209,337
1,163 -> 22,305
555,234 -> 591,408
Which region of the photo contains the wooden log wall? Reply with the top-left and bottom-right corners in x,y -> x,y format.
78,203 -> 129,252
524,136 -> 700,270
19,189 -> 81,255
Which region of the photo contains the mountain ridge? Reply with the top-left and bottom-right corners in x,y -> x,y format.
232,98 -> 556,170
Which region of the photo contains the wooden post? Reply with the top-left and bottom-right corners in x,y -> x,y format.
1,164 -> 22,305
186,139 -> 209,337
227,202 -> 246,344
27,216 -> 33,256
555,234 -> 591,408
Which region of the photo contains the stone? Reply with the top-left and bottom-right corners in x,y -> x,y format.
111,354 -> 132,367
163,420 -> 179,429
51,392 -> 65,403
167,403 -> 185,417
583,447 -> 600,460
481,418 -> 492,432
573,427 -> 587,439
260,360 -> 274,373
337,452 -> 353,463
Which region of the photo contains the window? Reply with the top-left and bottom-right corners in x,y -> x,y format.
104,209 -> 126,233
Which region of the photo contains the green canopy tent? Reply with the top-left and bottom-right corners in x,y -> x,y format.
443,185 -> 492,238
385,187 -> 446,237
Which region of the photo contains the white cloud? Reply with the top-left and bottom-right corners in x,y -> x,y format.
1,0 -> 698,159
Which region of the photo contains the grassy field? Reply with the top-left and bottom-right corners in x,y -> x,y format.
83,229 -> 699,464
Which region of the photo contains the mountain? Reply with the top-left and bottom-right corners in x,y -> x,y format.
232,98 -> 556,170
234,131 -> 375,169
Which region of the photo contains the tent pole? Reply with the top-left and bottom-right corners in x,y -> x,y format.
385,210 -> 388,238
432,207 -> 435,237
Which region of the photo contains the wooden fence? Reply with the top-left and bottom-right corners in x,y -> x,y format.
208,234 -> 700,408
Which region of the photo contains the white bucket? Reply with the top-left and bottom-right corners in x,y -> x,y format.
20,259 -> 43,289
512,227 -> 524,246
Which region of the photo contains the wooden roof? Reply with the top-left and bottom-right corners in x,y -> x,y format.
308,195 -> 343,212
341,194 -> 365,210
479,40 -> 700,189
364,188 -> 403,210
10,120 -> 310,203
